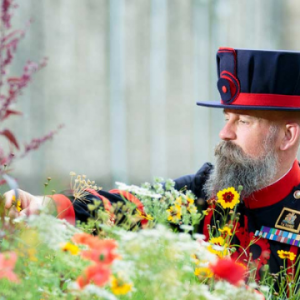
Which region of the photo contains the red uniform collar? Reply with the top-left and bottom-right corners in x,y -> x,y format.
243,160 -> 300,209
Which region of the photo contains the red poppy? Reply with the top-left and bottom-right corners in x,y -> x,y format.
77,263 -> 111,289
210,258 -> 246,285
72,233 -> 103,249
81,239 -> 119,265
72,233 -> 117,251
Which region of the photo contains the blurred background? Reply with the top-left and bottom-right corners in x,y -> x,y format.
6,0 -> 298,193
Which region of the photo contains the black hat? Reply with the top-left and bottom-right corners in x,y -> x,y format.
197,47 -> 300,111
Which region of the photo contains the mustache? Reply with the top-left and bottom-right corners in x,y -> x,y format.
214,141 -> 251,164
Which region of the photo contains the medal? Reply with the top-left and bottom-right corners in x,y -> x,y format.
275,207 -> 300,233
255,226 -> 300,247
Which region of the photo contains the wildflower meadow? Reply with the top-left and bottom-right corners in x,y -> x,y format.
2,174 -> 300,299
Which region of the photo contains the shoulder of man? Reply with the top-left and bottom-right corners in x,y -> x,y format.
173,162 -> 213,197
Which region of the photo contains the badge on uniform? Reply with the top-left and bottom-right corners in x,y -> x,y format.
275,207 -> 300,233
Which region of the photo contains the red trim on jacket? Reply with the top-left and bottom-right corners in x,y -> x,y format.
243,160 -> 300,209
85,188 -> 112,212
288,245 -> 298,276
50,194 -> 76,226
109,189 -> 148,227
223,93 -> 300,108
203,205 -> 215,241
287,245 -> 298,297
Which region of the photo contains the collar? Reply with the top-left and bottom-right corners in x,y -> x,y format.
243,160 -> 300,209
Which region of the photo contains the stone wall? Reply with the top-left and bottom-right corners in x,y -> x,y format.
7,0 -> 293,193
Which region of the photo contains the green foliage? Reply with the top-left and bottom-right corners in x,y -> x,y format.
116,177 -> 203,230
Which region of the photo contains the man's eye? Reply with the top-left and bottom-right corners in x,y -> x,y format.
239,119 -> 248,124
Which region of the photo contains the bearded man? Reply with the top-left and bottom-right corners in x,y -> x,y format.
4,47 -> 300,278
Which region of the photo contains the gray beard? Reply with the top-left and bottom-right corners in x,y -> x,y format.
203,140 -> 278,198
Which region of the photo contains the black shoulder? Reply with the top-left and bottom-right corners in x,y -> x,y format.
60,189 -> 126,223
174,162 -> 213,198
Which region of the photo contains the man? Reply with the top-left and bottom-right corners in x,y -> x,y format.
4,47 -> 300,278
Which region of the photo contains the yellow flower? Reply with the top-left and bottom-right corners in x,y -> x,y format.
61,242 -> 80,255
218,226 -> 233,236
187,197 -> 194,205
175,196 -> 197,214
208,236 -> 229,258
166,204 -> 182,223
111,275 -> 132,295
277,250 -> 296,261
136,209 -> 154,221
194,267 -> 213,278
16,200 -> 22,211
12,195 -> 22,211
217,187 -> 240,209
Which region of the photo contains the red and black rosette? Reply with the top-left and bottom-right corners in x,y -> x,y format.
217,48 -> 240,105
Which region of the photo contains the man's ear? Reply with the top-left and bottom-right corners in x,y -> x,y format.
280,123 -> 300,151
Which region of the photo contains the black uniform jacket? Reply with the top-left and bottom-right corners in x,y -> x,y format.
53,160 -> 300,279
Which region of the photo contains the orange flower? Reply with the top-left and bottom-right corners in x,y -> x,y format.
72,233 -> 103,249
81,240 -> 119,265
73,233 -> 117,249
77,263 -> 111,289
73,233 -> 118,265
210,258 -> 246,285
0,252 -> 20,283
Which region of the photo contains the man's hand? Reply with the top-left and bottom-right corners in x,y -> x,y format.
4,189 -> 55,218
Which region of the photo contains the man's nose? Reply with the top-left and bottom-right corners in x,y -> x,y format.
219,122 -> 236,141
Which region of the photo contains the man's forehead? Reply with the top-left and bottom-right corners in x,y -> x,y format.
223,108 -> 300,122
223,109 -> 269,119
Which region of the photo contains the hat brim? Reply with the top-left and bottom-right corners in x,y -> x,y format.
197,101 -> 300,111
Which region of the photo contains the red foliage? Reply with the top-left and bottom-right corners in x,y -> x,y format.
0,2 -> 60,180
21,124 -> 64,158
0,129 -> 19,149
1,109 -> 22,121
1,0 -> 17,29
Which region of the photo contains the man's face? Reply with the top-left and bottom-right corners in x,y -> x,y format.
219,109 -> 280,158
203,109 -> 280,197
